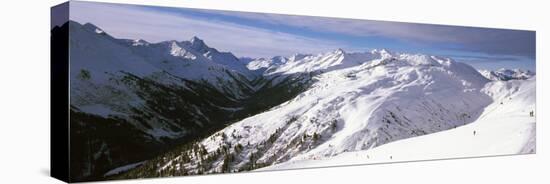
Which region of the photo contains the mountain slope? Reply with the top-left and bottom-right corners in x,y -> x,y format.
122,50 -> 502,177
261,77 -> 536,170
64,21 -> 314,181
68,21 -> 255,181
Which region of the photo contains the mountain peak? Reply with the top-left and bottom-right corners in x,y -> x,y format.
370,48 -> 394,59
132,39 -> 149,46
82,22 -> 104,34
334,48 -> 346,54
289,53 -> 310,61
190,36 -> 203,42
189,36 -> 208,51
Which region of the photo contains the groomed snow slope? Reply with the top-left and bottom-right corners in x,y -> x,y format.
261,77 -> 536,171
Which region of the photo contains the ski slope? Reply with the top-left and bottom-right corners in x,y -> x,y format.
261,77 -> 536,171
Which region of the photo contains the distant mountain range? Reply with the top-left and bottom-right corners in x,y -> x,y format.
478,68 -> 535,81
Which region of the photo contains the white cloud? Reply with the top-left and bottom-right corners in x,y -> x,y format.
70,1 -> 351,58
200,10 -> 497,43
199,9 -> 535,58
69,1 -> 534,59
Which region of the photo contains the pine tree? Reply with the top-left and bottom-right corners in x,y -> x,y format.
312,132 -> 320,142
331,120 -> 338,131
78,69 -> 91,80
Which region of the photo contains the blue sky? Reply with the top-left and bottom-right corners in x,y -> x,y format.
69,1 -> 535,71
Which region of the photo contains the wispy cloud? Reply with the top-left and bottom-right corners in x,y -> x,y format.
69,1 -> 535,70
70,1 -> 351,58
441,53 -> 535,71
197,9 -> 536,59
444,54 -> 525,62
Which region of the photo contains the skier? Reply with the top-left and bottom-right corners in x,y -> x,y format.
473,130 -> 476,136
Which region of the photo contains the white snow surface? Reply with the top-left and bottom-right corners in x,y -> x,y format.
247,49 -> 393,76
261,77 -> 536,171
160,48 -> 529,174
103,161 -> 146,177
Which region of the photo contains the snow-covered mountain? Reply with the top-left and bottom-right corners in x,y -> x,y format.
59,21 -> 535,180
479,68 -> 535,81
122,45 -> 533,178
68,20 -> 265,139
261,77 -> 535,170
246,49 -> 392,75
63,21 -> 314,181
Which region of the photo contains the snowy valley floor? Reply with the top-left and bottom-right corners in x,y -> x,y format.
260,78 -> 536,171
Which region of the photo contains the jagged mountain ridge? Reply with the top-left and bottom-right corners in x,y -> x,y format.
65,21 -> 315,181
